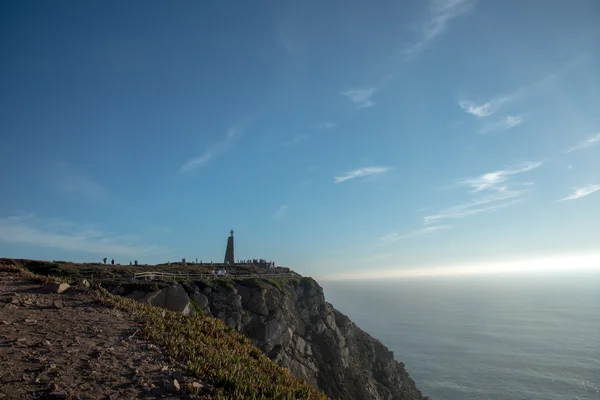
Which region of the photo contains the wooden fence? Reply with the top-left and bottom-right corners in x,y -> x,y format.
132,271 -> 296,282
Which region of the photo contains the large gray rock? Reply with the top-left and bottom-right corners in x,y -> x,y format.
126,290 -> 147,302
110,286 -> 125,295
191,293 -> 211,315
143,284 -> 195,316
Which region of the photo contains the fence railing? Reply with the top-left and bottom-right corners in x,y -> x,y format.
132,271 -> 295,282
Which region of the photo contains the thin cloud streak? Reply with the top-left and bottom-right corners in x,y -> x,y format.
480,115 -> 525,134
0,215 -> 161,256
316,122 -> 336,130
424,196 -> 524,225
340,87 -> 376,108
281,134 -> 308,147
459,56 -> 588,121
404,0 -> 476,59
382,225 -> 450,241
52,163 -> 107,202
460,161 -> 543,192
557,184 -> 600,201
334,166 -> 391,183
459,96 -> 511,118
273,204 -> 289,220
179,125 -> 242,173
566,133 -> 600,153
422,161 -> 541,225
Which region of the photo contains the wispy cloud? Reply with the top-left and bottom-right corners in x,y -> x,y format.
0,215 -> 161,256
179,125 -> 243,173
281,134 -> 308,147
459,96 -> 512,118
404,0 -> 476,59
334,166 -> 391,183
460,161 -> 543,192
316,122 -> 336,130
480,115 -> 525,134
61,176 -> 106,201
52,163 -> 107,202
424,194 -> 524,225
382,225 -> 451,241
340,87 -> 377,108
273,204 -> 289,220
459,55 -> 589,124
557,184 -> 600,201
422,161 -> 541,225
566,133 -> 600,153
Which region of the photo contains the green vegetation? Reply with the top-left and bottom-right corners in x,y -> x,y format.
100,288 -> 327,399
1,259 -> 70,284
195,278 -> 235,291
1,260 -> 326,400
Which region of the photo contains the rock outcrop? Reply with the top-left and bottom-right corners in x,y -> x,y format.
123,284 -> 195,316
113,278 -> 426,400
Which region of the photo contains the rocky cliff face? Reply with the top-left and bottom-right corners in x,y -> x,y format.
114,278 -> 427,400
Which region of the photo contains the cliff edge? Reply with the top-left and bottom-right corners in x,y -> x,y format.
116,277 -> 427,400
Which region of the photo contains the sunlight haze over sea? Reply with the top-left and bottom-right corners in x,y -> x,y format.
322,271 -> 600,400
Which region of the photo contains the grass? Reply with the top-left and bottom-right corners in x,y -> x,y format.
1,260 -> 327,400
1,259 -> 70,284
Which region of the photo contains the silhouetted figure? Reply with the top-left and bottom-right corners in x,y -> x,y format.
103,258 -> 107,264
182,258 -> 186,266
134,260 -> 138,266
111,259 -> 114,265
129,261 -> 132,266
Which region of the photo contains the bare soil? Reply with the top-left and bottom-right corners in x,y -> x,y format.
0,270 -> 210,400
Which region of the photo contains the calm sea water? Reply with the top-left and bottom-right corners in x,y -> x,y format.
321,272 -> 600,400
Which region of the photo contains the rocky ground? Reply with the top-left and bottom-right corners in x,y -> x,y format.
0,270 -> 210,400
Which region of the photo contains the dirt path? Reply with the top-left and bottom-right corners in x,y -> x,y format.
0,270 -> 207,399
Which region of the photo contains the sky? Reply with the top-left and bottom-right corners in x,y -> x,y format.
1,0 -> 599,280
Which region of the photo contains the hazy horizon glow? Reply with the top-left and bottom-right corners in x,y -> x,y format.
318,253 -> 600,281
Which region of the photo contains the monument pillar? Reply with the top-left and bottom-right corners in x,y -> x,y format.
224,230 -> 234,264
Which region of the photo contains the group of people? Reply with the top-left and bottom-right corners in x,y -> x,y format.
102,258 -> 139,266
101,257 -> 275,268
237,259 -> 276,268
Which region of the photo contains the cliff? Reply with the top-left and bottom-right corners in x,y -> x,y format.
114,277 -> 427,400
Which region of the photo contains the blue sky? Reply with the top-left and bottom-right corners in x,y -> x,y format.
1,0 -> 599,279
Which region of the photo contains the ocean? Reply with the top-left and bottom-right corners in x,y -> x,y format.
321,271 -> 600,400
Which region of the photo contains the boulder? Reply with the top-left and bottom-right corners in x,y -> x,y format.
126,291 -> 147,302
41,282 -> 70,294
110,286 -> 125,295
191,293 -> 211,315
79,279 -> 90,288
145,284 -> 195,316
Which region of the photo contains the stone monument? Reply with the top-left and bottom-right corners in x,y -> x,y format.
224,230 -> 235,264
